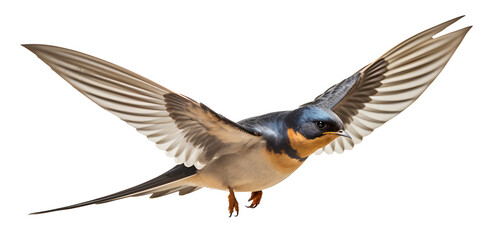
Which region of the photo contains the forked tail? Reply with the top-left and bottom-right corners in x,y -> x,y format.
30,164 -> 200,214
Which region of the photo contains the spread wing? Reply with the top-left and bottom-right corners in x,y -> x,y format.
24,44 -> 263,169
304,16 -> 471,154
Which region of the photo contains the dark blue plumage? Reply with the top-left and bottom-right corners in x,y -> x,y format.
239,106 -> 345,160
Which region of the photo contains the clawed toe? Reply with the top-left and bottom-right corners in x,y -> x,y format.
247,191 -> 262,209
228,199 -> 239,217
227,189 -> 263,216
228,187 -> 239,217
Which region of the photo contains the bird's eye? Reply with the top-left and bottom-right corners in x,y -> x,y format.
316,121 -> 325,129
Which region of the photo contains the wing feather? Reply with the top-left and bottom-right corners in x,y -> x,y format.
25,44 -> 262,168
305,16 -> 470,154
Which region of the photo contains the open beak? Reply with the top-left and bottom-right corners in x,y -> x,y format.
324,130 -> 352,139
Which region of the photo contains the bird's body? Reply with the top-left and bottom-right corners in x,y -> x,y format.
189,143 -> 297,192
191,108 -> 337,192
26,16 -> 470,216
191,111 -> 295,192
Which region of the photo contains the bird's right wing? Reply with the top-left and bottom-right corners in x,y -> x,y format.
304,16 -> 470,154
25,44 -> 263,169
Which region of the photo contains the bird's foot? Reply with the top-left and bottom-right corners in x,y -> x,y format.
246,191 -> 263,208
228,187 -> 239,217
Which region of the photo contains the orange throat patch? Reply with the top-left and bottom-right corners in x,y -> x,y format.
286,128 -> 339,158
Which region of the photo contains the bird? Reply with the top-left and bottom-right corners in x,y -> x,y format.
25,16 -> 470,217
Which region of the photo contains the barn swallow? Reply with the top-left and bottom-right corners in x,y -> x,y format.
26,16 -> 470,217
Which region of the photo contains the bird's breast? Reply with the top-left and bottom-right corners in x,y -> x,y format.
263,148 -> 304,174
188,145 -> 305,192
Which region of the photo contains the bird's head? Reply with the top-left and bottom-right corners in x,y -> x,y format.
285,106 -> 350,158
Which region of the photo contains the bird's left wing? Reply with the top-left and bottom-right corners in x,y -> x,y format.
304,16 -> 470,154
24,44 -> 262,168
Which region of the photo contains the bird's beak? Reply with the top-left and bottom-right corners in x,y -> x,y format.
324,130 -> 352,139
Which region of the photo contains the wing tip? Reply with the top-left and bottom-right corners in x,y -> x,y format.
456,25 -> 473,39
22,43 -> 47,53
439,15 -> 465,30
461,25 -> 473,33
433,15 -> 471,37
22,44 -> 37,53
449,15 -> 465,24
419,15 -> 465,37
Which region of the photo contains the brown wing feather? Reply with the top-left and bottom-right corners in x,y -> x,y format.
24,44 -> 262,168
305,16 -> 471,154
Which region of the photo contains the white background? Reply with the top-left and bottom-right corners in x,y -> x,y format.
1,1 -> 491,239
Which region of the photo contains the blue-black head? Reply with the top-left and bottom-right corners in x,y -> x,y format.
286,106 -> 350,140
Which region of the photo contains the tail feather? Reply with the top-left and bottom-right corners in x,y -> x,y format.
30,164 -> 198,215
150,186 -> 202,198
178,186 -> 202,196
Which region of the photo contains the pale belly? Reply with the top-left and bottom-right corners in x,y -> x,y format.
186,146 -> 305,192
